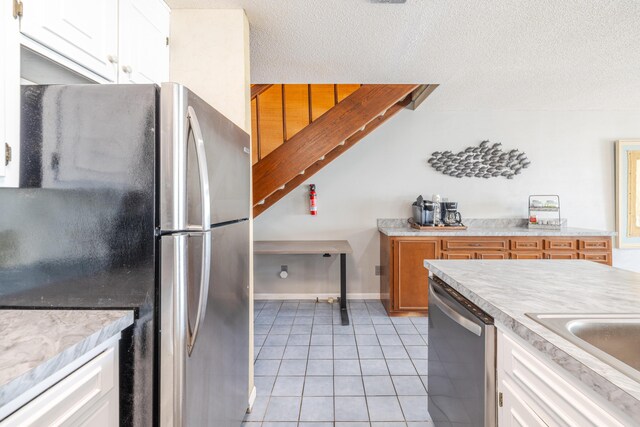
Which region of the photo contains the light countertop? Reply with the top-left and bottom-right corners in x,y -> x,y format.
255,240 -> 353,254
0,309 -> 134,408
378,218 -> 615,237
424,260 -> 640,422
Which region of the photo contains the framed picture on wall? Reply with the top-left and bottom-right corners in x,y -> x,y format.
616,140 -> 640,248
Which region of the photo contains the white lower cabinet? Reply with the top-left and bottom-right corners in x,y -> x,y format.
499,375 -> 547,427
497,328 -> 629,427
0,344 -> 119,427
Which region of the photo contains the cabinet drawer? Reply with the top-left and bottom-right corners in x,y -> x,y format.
510,252 -> 543,260
579,238 -> 610,251
543,239 -> 577,250
510,238 -> 543,251
477,251 -> 509,260
543,252 -> 577,260
1,347 -> 117,426
579,252 -> 611,265
440,251 -> 474,260
442,239 -> 508,251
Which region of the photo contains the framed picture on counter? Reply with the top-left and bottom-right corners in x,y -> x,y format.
616,140 -> 640,248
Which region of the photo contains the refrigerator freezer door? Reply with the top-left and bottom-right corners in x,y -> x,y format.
160,221 -> 249,426
160,83 -> 250,231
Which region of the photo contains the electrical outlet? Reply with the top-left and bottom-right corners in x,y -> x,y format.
375,265 -> 382,276
279,265 -> 289,279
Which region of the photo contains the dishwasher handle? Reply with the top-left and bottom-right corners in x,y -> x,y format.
429,283 -> 483,336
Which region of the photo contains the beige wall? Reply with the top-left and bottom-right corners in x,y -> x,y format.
170,9 -> 250,132
169,8 -> 255,406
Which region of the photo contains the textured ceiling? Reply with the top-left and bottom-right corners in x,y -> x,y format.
167,0 -> 640,110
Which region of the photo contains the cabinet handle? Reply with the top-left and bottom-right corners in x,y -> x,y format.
107,54 -> 119,64
122,65 -> 133,74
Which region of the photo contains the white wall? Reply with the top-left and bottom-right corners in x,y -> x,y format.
254,109 -> 640,297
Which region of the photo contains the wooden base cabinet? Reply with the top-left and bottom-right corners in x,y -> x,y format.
393,238 -> 437,313
380,234 -> 436,315
379,234 -> 612,316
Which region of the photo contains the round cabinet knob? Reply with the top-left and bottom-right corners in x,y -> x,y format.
279,270 -> 288,279
107,54 -> 118,64
122,65 -> 133,74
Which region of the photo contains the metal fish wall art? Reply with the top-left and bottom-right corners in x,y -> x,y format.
427,140 -> 531,179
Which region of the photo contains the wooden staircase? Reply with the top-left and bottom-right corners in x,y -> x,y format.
251,84 -> 436,216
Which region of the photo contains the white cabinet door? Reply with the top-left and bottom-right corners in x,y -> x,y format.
1,2 -> 20,185
118,0 -> 169,84
0,5 -> 6,178
497,328 -> 629,427
0,345 -> 119,426
499,377 -> 548,427
19,0 -> 118,81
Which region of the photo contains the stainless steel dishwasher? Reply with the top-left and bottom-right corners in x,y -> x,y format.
428,276 -> 496,427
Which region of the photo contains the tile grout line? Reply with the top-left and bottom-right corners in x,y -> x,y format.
249,300 -> 430,425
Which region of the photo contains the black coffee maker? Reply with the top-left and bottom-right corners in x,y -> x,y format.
412,195 -> 437,226
440,201 -> 463,226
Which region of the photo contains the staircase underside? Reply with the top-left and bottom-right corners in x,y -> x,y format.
251,84 -> 436,217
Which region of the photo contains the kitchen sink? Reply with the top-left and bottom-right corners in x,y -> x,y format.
526,313 -> 640,382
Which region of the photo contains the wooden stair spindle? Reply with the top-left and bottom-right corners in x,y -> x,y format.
251,84 -> 273,99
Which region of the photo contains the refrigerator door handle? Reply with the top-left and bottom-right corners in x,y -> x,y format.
187,106 -> 212,231
187,232 -> 212,356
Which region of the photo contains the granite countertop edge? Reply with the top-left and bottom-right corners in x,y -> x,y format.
424,261 -> 640,422
379,226 -> 616,237
0,310 -> 134,408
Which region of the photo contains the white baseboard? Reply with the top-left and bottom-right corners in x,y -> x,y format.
254,293 -> 381,300
247,386 -> 256,413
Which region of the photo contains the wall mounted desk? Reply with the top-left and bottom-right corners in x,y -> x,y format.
254,240 -> 353,325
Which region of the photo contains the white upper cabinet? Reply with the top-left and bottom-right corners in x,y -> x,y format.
118,0 -> 169,84
19,0 -> 119,82
1,3 -> 20,184
17,0 -> 168,84
0,10 -> 6,178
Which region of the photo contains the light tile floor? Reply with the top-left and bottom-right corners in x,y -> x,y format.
244,300 -> 432,427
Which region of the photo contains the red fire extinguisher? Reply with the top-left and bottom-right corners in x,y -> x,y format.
309,184 -> 317,216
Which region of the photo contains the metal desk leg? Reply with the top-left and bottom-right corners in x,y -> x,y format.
340,253 -> 349,325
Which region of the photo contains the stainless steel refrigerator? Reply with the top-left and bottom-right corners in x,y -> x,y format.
0,83 -> 250,426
